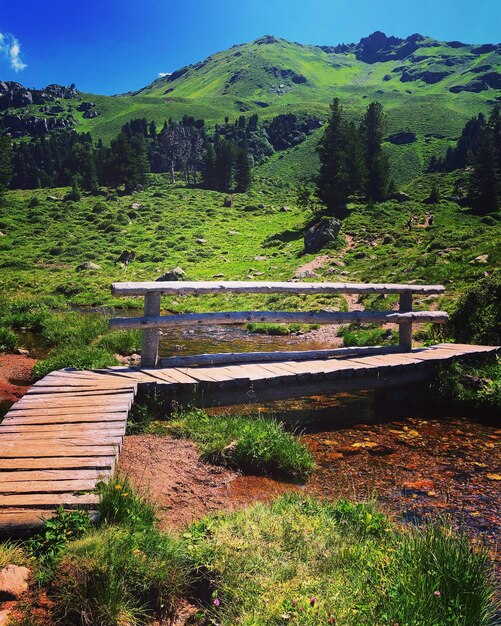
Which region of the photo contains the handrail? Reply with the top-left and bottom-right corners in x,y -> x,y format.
109,280 -> 447,367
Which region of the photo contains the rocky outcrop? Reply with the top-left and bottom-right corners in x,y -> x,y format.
304,218 -> 341,253
391,192 -> 411,203
450,71 -> 501,93
0,81 -> 78,111
83,110 -> 99,119
254,35 -> 279,45
0,113 -> 74,137
76,101 -> 96,112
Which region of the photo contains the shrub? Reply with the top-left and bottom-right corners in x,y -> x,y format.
97,475 -> 156,529
448,274 -> 500,345
52,526 -> 190,625
32,345 -> 118,379
0,326 -> 18,352
167,408 -> 314,481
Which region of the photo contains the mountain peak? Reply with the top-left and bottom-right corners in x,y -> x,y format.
254,35 -> 280,45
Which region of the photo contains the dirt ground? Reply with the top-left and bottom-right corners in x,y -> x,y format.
0,353 -> 36,407
118,434 -> 297,531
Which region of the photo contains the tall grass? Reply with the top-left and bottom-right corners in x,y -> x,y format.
32,345 -> 118,379
97,475 -> 156,529
0,326 -> 18,352
167,408 -> 315,481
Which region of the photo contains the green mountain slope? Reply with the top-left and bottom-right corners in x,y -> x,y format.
1,32 -> 500,180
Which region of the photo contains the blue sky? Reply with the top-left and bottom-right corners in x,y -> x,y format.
1,0 -> 500,95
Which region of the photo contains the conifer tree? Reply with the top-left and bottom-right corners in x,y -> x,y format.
360,102 -> 391,202
235,146 -> 251,192
469,133 -> 500,214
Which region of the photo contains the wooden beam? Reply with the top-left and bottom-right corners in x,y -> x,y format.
157,345 -> 405,367
111,280 -> 446,297
141,291 -> 161,367
399,292 -> 413,351
111,310 -> 448,330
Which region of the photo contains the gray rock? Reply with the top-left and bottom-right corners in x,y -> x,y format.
0,565 -> 30,601
196,238 -> 207,244
304,218 -> 341,254
280,206 -> 291,212
0,231 -> 5,237
223,195 -> 233,207
156,267 -> 185,281
391,192 -> 411,203
76,261 -> 101,271
130,202 -> 141,210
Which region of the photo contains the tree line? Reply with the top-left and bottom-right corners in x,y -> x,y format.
429,104 -> 501,214
316,99 -> 393,216
0,111 -> 320,196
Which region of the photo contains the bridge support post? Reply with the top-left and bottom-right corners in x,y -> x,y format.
141,292 -> 161,367
399,292 -> 413,351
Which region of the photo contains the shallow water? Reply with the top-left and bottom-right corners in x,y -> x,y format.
211,393 -> 501,560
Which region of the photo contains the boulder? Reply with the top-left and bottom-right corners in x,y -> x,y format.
155,267 -> 185,281
470,254 -> 489,264
0,231 -> 5,237
387,131 -> 416,145
0,564 -> 30,600
130,202 -> 141,210
304,218 -> 341,254
76,261 -> 101,271
223,195 -> 233,207
391,192 -> 411,203
281,206 -> 291,212
196,238 -> 207,244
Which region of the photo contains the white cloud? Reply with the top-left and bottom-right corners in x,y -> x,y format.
157,72 -> 171,78
0,31 -> 27,72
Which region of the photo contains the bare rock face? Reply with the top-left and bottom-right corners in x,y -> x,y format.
0,564 -> 30,601
304,217 -> 341,254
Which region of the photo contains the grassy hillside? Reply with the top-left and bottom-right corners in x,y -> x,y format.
0,170 -> 498,312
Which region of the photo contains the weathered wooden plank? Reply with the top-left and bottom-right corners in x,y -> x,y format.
0,457 -> 116,470
141,292 -> 161,367
140,368 -> 199,385
158,345 -> 404,368
111,310 -> 448,330
1,414 -> 127,426
0,423 -> 125,434
10,397 -> 133,410
0,430 -> 124,441
0,493 -> 99,509
0,469 -> 110,482
26,387 -> 136,396
0,444 -> 118,458
0,480 -> 99,494
112,280 -> 446,297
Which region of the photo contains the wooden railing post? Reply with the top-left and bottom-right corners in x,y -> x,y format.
399,292 -> 413,351
141,291 -> 161,367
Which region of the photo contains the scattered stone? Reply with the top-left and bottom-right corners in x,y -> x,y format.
116,250 -> 135,265
470,254 -> 489,264
156,267 -> 185,281
382,234 -> 394,244
0,231 -> 4,237
130,202 -> 141,210
196,238 -> 207,244
14,348 -> 30,356
76,261 -> 101,271
47,195 -> 59,201
294,269 -> 318,279
228,230 -> 240,235
304,217 -> 341,253
76,101 -> 96,112
391,192 -> 411,203
223,195 -> 233,207
280,206 -> 291,212
254,255 -> 268,261
213,273 -> 225,278
83,110 -> 99,119
258,203 -> 266,209
0,564 -> 30,601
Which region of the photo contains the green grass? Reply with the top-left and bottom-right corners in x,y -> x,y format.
97,474 -> 157,529
183,494 -> 497,626
165,407 -> 315,481
32,345 -> 119,379
246,321 -> 319,335
52,526 -> 189,625
94,329 -> 142,355
0,325 -> 18,352
338,324 -> 399,347
432,357 -> 500,413
0,540 -> 27,569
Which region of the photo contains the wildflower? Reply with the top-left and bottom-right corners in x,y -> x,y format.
213,598 -> 220,607
310,597 -> 316,607
115,484 -> 122,490
122,492 -> 129,497
434,590 -> 441,597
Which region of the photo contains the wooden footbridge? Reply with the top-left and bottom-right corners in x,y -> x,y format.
0,281 -> 498,533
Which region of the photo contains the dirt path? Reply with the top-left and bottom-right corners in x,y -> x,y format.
118,435 -> 295,531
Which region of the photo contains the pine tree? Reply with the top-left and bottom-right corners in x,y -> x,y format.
235,147 -> 251,192
316,98 -> 351,214
469,133 -> 500,214
203,143 -> 217,189
360,102 -> 391,202
215,140 -> 236,192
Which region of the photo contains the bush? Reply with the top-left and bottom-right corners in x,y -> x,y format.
167,408 -> 314,481
448,275 -> 500,345
52,526 -> 190,625
97,475 -> 156,529
0,326 -> 18,352
32,345 -> 118,379
95,330 -> 142,355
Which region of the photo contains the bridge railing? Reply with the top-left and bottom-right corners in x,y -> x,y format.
110,281 -> 448,367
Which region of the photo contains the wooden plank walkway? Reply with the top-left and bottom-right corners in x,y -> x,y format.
0,343 -> 497,534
